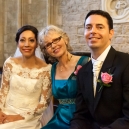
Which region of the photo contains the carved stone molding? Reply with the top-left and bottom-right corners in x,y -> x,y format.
101,0 -> 129,23
47,0 -> 63,26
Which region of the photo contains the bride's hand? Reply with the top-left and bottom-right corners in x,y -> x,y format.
3,114 -> 24,123
0,111 -> 7,124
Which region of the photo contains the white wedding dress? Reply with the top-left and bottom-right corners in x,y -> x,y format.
0,57 -> 52,129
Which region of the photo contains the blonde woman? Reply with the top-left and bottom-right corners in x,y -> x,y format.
38,25 -> 89,129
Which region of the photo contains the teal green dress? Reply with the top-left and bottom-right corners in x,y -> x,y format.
41,56 -> 89,129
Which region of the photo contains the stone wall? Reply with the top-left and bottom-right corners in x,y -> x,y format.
21,0 -> 48,31
3,0 -> 20,59
0,0 -> 4,66
1,0 -> 129,66
53,0 -> 102,52
0,0 -> 48,66
53,0 -> 129,53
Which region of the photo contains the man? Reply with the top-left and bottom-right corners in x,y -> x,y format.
70,10 -> 129,129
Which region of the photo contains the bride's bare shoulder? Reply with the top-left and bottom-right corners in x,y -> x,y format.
9,56 -> 22,64
9,57 -> 50,69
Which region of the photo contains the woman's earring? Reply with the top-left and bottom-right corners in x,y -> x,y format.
65,42 -> 68,48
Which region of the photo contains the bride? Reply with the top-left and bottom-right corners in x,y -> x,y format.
0,25 -> 53,129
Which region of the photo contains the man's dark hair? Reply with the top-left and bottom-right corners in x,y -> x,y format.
15,25 -> 38,43
84,10 -> 113,30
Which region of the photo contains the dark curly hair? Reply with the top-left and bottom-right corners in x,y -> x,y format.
15,25 -> 38,43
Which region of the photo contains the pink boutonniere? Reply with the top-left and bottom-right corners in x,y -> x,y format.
74,65 -> 82,75
98,71 -> 113,92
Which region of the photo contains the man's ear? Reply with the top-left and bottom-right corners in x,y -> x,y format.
109,29 -> 114,40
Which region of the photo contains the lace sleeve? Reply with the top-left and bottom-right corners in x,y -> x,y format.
20,67 -> 52,121
0,60 -> 11,110
35,70 -> 52,114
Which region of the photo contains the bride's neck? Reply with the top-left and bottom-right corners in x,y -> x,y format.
21,56 -> 38,67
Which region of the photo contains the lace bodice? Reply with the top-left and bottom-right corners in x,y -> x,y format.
0,57 -> 52,121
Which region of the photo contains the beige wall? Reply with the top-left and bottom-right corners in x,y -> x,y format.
0,0 -> 129,67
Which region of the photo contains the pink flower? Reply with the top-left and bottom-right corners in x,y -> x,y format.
74,65 -> 82,75
98,71 -> 113,92
101,72 -> 113,84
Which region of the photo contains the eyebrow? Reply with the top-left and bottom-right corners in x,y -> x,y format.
52,36 -> 60,41
85,24 -> 104,26
20,37 -> 35,39
48,37 -> 60,43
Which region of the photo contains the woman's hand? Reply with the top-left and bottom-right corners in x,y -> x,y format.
3,114 -> 24,124
0,111 -> 7,124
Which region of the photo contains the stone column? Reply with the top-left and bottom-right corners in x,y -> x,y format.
47,0 -> 54,25
4,0 -> 23,59
0,0 -> 4,67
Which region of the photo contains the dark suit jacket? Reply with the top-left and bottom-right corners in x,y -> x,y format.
70,47 -> 129,129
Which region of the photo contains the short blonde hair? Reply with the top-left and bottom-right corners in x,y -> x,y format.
38,25 -> 73,63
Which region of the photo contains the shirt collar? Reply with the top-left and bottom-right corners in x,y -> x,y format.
92,45 -> 111,64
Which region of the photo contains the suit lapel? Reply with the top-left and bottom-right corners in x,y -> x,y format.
94,47 -> 116,111
82,60 -> 95,114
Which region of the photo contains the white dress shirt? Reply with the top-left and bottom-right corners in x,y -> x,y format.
91,45 -> 111,96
